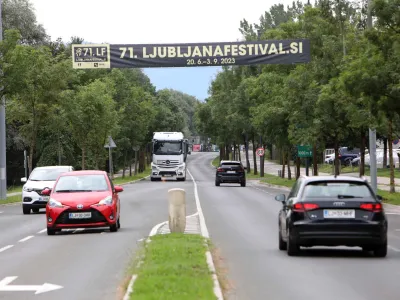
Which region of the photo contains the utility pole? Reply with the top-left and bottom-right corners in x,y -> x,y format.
257,29 -> 265,177
0,0 -> 7,201
367,0 -> 377,194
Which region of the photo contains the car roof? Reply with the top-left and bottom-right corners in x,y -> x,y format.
33,166 -> 72,170
59,170 -> 108,176
299,175 -> 368,183
220,160 -> 241,164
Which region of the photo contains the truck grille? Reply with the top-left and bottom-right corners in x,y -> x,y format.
157,160 -> 179,166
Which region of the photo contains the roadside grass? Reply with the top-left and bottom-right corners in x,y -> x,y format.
129,233 -> 215,300
0,195 -> 21,205
7,185 -> 23,194
112,167 -> 151,185
318,164 -> 400,178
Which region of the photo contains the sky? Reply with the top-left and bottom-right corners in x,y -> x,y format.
31,0 -> 298,101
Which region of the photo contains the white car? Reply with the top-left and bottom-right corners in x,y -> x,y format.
364,149 -> 400,168
21,166 -> 74,214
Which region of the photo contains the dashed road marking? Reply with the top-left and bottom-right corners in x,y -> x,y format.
37,229 -> 46,234
389,245 -> 400,252
18,236 -> 34,243
0,211 -> 3,214
72,228 -> 84,234
0,245 -> 14,253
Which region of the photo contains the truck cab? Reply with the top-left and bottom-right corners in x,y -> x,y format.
150,132 -> 189,181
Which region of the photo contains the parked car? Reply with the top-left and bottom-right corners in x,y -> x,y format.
215,160 -> 246,187
21,166 -> 74,215
364,149 -> 400,168
44,170 -> 123,235
275,175 -> 387,257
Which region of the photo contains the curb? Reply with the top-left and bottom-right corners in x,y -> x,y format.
0,175 -> 150,207
257,181 -> 291,191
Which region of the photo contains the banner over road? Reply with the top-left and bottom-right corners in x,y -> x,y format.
72,39 -> 310,69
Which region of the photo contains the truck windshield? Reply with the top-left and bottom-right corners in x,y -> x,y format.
153,141 -> 182,155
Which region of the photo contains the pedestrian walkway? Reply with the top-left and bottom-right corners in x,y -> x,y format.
156,213 -> 201,235
240,152 -> 400,189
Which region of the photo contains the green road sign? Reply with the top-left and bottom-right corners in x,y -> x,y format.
297,145 -> 312,158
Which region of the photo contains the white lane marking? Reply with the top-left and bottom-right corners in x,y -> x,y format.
37,229 -> 46,234
385,213 -> 400,215
18,236 -> 34,243
187,168 -> 223,300
72,228 -> 84,233
0,245 -> 14,253
250,185 -> 273,195
0,211 -> 3,214
149,221 -> 167,237
187,169 -> 210,239
389,245 -> 400,252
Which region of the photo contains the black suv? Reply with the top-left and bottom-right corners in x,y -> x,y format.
275,175 -> 387,257
215,160 -> 246,187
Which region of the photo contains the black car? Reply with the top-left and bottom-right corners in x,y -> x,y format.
215,160 -> 246,187
275,175 -> 388,257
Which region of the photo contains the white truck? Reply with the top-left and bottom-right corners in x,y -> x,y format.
150,132 -> 190,181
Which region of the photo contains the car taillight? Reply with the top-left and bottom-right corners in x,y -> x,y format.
360,203 -> 382,212
217,168 -> 223,172
293,203 -> 319,212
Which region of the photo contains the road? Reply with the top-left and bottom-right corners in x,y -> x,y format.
190,152 -> 400,300
0,170 -> 198,300
2,152 -> 400,300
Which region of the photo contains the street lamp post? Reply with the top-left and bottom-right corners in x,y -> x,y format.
0,0 -> 7,201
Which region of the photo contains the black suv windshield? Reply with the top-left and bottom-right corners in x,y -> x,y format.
153,141 -> 182,155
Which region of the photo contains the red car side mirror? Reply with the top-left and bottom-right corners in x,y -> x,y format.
41,188 -> 51,196
114,186 -> 124,193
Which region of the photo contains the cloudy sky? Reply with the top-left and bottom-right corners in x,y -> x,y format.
31,0 -> 299,100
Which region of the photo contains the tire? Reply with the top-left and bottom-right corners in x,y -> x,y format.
279,230 -> 287,251
22,206 -> 31,215
241,180 -> 246,187
286,230 -> 300,256
47,227 -> 56,236
117,218 -> 121,229
110,222 -> 118,232
215,179 -> 220,186
32,208 -> 39,213
150,177 -> 156,182
373,242 -> 387,257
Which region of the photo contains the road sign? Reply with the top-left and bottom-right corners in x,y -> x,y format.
297,145 -> 312,158
256,147 -> 265,157
72,39 -> 311,69
104,136 -> 117,149
132,146 -> 140,151
0,276 -> 63,294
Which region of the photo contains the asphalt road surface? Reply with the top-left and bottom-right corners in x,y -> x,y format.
190,152 -> 400,300
0,168 -> 198,300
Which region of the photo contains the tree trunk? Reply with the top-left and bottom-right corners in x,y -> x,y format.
388,120 -> 395,193
139,150 -> 145,173
287,150 -> 292,180
233,142 -> 236,161
28,135 -> 36,174
312,144 -> 318,176
134,151 -> 138,175
296,156 -> 301,179
252,138 -> 258,175
238,144 -> 242,163
260,143 -> 265,177
281,148 -> 286,178
244,134 -> 250,173
122,150 -> 127,178
360,130 -> 366,176
334,138 -> 340,176
383,137 -> 388,167
81,145 -> 86,170
129,162 -> 132,177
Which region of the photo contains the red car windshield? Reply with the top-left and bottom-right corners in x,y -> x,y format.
54,175 -> 109,192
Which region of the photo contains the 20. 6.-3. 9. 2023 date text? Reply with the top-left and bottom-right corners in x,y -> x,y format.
186,57 -> 236,66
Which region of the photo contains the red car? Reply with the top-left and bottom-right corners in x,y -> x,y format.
43,170 -> 123,235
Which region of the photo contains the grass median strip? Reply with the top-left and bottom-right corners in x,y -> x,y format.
130,233 -> 215,300
0,195 -> 21,205
113,168 -> 151,185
